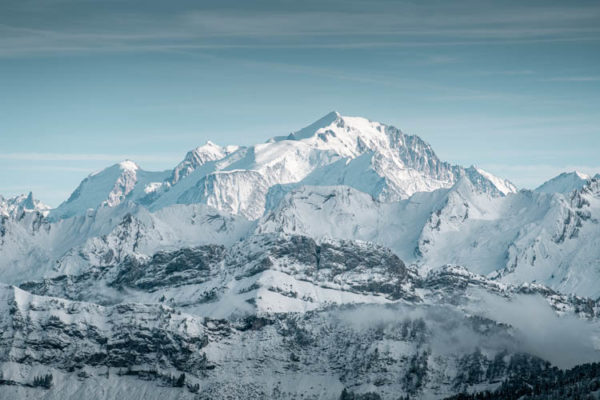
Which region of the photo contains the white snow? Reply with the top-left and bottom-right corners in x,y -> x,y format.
0,192 -> 50,217
44,112 -> 516,221
474,167 -> 518,195
535,171 -> 591,194
3,112 -> 600,400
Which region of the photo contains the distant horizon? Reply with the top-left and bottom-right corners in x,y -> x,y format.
2,0 -> 599,205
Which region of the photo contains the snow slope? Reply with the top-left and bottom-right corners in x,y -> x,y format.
48,112 -> 516,221
4,172 -> 600,298
0,201 -> 252,284
3,111 -> 600,399
50,161 -> 171,220
535,171 -> 592,194
0,192 -> 50,218
256,176 -> 600,297
3,251 -> 600,399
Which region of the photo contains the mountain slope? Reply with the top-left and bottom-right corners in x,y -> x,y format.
256,176 -> 600,297
50,161 -> 170,220
2,111 -> 600,399
4,174 -> 600,298
48,112 -> 516,221
0,192 -> 50,218
4,246 -> 600,399
535,171 -> 591,194
169,141 -> 240,184
0,201 -> 252,284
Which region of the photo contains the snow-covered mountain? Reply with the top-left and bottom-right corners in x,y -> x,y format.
48,112 -> 516,221
2,112 -> 600,399
258,176 -> 600,297
535,171 -> 592,194
0,192 -> 50,218
0,201 -> 253,285
169,141 -> 240,184
49,161 -> 171,220
3,239 -> 600,399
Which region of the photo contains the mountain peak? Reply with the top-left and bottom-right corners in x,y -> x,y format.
51,160 -> 141,219
23,191 -> 36,210
325,110 -> 341,119
470,166 -> 517,195
90,160 -> 139,178
272,111 -> 342,142
196,140 -> 220,150
118,160 -> 140,171
170,141 -> 233,184
0,191 -> 50,218
573,170 -> 591,180
48,111 -> 517,220
535,171 -> 591,194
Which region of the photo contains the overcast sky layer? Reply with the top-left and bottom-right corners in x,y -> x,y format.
1,0 -> 599,206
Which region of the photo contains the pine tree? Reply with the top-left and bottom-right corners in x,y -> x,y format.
175,373 -> 185,387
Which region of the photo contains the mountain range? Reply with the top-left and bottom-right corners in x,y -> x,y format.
1,112 -> 599,399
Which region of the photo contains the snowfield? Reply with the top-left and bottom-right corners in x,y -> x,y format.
1,112 -> 599,399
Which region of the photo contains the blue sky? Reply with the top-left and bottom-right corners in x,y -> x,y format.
1,0 -> 599,206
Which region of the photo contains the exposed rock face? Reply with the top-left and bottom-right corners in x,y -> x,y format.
3,230 -> 600,399
20,234 -> 413,307
0,285 -> 211,373
0,282 -> 556,400
110,245 -> 227,291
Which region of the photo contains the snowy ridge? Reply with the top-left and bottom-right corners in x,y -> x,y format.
535,171 -> 592,194
170,141 -> 239,184
4,244 -> 600,399
0,201 -> 252,284
0,192 -> 50,218
3,112 -> 600,399
48,112 -> 516,221
49,161 -> 171,220
257,177 -> 600,297
4,165 -> 600,297
464,166 -> 517,196
19,232 -> 600,320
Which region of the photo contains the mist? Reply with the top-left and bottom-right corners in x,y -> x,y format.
334,289 -> 600,369
468,288 -> 600,368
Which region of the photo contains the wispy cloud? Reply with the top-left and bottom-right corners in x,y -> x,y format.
1,2 -> 599,56
424,55 -> 459,65
2,36 -> 599,58
541,76 -> 600,82
474,69 -> 535,76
